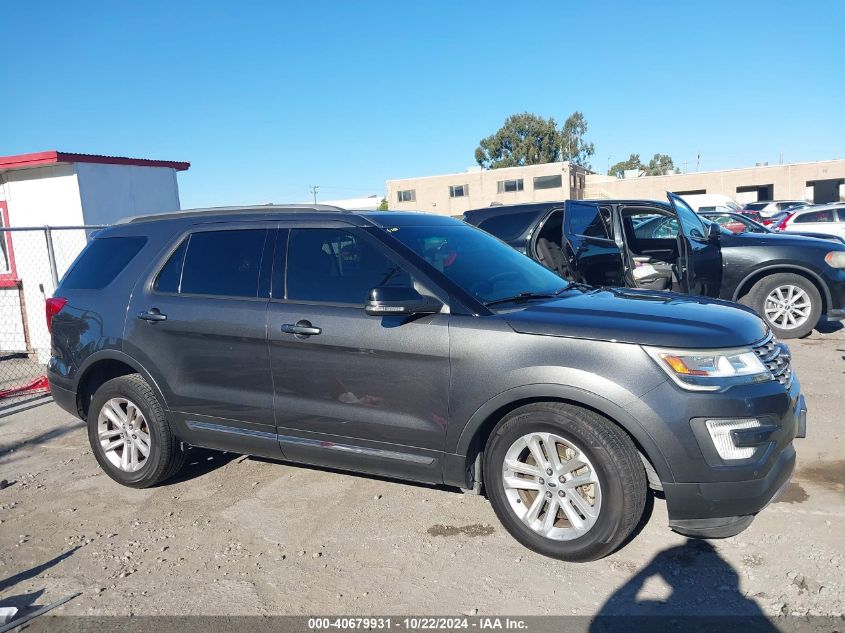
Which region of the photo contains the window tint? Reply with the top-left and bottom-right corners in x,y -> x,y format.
567,203 -> 612,240
286,229 -> 412,304
61,237 -> 147,290
744,202 -> 768,211
180,229 -> 267,297
533,174 -> 562,190
478,212 -> 537,241
794,210 -> 834,223
154,239 -> 188,293
390,225 -> 565,305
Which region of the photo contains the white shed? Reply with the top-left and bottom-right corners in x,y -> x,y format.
0,150 -> 190,399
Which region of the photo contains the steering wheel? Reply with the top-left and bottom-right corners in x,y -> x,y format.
470,270 -> 523,296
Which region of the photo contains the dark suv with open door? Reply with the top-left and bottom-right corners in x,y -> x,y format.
48,205 -> 805,561
464,193 -> 845,339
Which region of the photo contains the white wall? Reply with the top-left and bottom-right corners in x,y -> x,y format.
0,165 -> 86,362
76,163 -> 181,225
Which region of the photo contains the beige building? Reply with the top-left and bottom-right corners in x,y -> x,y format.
586,159 -> 845,204
386,162 -> 588,216
386,158 -> 845,214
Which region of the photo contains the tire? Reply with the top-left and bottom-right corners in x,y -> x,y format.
739,272 -> 822,339
87,373 -> 185,488
483,402 -> 646,562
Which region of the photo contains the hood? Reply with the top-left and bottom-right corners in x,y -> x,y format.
500,288 -> 768,348
720,230 -> 845,249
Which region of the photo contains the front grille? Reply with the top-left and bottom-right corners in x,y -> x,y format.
753,333 -> 793,387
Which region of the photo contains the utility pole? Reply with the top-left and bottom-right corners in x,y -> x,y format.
309,185 -> 319,204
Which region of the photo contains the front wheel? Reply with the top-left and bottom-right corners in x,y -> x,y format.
739,273 -> 822,339
483,403 -> 646,562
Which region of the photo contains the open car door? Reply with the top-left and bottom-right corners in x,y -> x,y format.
667,192 -> 722,297
562,201 -> 625,286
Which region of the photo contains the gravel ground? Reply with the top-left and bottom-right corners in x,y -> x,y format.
0,326 -> 843,619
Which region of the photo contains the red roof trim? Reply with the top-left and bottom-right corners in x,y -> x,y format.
0,150 -> 190,172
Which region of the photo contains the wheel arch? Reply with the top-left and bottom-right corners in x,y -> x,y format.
448,384 -> 672,491
732,264 -> 830,313
74,350 -> 170,421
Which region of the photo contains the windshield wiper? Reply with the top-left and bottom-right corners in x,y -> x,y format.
554,281 -> 593,294
484,292 -> 558,307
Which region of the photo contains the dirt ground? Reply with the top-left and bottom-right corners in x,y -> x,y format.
0,327 -> 843,619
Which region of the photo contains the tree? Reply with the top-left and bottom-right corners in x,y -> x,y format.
475,113 -> 563,169
376,197 -> 389,211
645,153 -> 675,176
608,153 -> 643,176
560,111 -> 595,169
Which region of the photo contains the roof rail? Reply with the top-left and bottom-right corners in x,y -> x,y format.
121,204 -> 349,224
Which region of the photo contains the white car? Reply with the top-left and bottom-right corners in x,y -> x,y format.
743,200 -> 809,218
779,204 -> 845,240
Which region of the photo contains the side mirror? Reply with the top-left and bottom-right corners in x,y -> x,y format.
707,221 -> 721,242
365,286 -> 442,317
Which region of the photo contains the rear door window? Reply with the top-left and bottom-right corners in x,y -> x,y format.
178,229 -> 268,297
61,236 -> 147,290
566,203 -> 613,240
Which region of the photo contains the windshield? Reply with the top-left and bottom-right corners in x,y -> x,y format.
387,224 -> 566,305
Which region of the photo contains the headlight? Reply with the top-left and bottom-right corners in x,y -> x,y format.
825,251 -> 845,269
643,346 -> 772,391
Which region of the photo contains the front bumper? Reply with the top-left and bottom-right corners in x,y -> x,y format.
665,445 -> 795,538
633,371 -> 806,539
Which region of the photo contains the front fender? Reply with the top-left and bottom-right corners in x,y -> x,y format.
448,379 -> 673,488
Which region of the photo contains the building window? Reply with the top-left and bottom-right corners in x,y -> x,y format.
533,175 -> 562,190
397,189 -> 416,203
497,179 -> 524,194
449,184 -> 468,198
0,201 -> 18,288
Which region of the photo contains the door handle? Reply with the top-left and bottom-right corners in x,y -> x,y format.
138,309 -> 167,322
281,320 -> 321,337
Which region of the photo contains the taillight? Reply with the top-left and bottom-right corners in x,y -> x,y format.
45,297 -> 68,333
775,213 -> 795,231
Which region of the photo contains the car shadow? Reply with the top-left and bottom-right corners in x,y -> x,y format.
164,447 -> 239,485
247,455 -> 463,494
815,317 -> 843,334
591,539 -> 777,631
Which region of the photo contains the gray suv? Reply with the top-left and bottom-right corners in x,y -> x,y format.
47,206 -> 806,561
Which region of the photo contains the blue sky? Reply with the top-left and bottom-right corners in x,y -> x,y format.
3,0 -> 844,208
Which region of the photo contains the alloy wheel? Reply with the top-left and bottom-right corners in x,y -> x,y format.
501,432 -> 602,540
764,284 -> 811,330
97,397 -> 151,472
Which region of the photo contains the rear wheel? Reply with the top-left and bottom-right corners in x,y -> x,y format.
88,374 -> 185,488
483,403 -> 646,562
739,273 -> 821,339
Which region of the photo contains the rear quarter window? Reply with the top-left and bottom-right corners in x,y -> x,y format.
61,236 -> 147,290
477,212 -> 537,241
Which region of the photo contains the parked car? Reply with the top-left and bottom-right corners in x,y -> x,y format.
777,204 -> 845,241
681,193 -> 743,213
48,205 -> 806,562
463,193 -> 845,338
742,200 -> 809,218
698,210 -> 845,243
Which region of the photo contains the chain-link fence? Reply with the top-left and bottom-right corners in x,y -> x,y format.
1,226 -> 103,411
